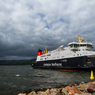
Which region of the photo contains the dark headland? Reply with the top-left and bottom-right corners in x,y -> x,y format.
0,59 -> 36,65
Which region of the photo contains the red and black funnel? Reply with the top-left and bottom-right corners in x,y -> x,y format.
37,49 -> 42,56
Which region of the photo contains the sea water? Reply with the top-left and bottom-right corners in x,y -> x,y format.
0,65 -> 91,95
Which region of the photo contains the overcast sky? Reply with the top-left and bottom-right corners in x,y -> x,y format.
0,0 -> 95,60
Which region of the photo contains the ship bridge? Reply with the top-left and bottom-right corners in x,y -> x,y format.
68,42 -> 93,52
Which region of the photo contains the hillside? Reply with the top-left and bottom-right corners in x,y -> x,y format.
0,59 -> 36,65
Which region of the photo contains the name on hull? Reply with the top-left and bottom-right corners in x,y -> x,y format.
43,63 -> 62,66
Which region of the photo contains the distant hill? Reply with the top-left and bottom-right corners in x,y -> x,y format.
0,59 -> 36,65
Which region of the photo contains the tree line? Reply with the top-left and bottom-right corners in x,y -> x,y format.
0,59 -> 36,65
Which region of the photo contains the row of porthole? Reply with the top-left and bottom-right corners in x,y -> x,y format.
74,52 -> 88,56
78,65 -> 95,66
78,65 -> 86,66
54,53 -> 60,55
74,54 -> 81,56
61,60 -> 67,62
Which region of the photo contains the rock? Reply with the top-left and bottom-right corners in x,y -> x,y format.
71,86 -> 81,94
37,91 -> 47,95
74,94 -> 80,95
79,85 -> 89,92
50,88 -> 54,93
65,86 -> 71,92
68,90 -> 75,95
81,82 -> 84,84
79,86 -> 85,91
77,85 -> 83,88
18,93 -> 26,95
62,93 -> 66,95
55,88 -> 61,92
49,88 -> 58,95
62,88 -> 68,95
30,91 -> 36,95
80,93 -> 92,95
46,89 -> 50,95
87,82 -> 95,92
84,93 -> 91,95
56,92 -> 63,95
74,84 -> 77,86
46,89 -> 49,92
79,83 -> 83,85
28,93 -> 33,95
64,86 -> 81,94
92,92 -> 95,95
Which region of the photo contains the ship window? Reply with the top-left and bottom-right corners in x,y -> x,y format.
40,59 -> 43,60
80,44 -> 86,46
87,58 -> 91,63
80,45 -> 82,46
41,55 -> 46,57
74,44 -> 78,47
77,45 -> 79,47
84,45 -> 86,46
82,45 -> 85,46
86,49 -> 91,51
47,54 -> 51,56
87,44 -> 92,48
69,44 -> 80,48
69,44 -> 73,47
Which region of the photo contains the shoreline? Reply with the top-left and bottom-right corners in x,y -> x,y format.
18,81 -> 95,95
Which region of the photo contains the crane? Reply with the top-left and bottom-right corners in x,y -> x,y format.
44,43 -> 48,53
77,35 -> 84,43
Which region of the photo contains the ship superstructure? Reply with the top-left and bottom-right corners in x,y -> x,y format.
32,36 -> 95,71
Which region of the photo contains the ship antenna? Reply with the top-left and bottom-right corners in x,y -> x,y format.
77,35 -> 84,43
44,43 -> 48,53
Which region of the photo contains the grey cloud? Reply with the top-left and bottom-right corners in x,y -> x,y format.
0,0 -> 95,60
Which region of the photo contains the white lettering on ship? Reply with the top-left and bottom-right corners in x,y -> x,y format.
44,64 -> 51,66
43,63 -> 62,66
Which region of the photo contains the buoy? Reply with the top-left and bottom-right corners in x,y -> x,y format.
90,71 -> 94,80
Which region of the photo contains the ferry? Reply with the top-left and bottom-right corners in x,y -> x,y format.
32,35 -> 95,72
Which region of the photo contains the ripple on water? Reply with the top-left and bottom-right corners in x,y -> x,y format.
15,74 -> 20,77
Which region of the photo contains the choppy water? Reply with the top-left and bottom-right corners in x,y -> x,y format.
0,65 -> 92,95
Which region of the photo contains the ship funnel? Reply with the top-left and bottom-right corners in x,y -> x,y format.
37,49 -> 42,56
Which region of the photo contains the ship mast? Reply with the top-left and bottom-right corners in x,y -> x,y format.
77,35 -> 84,43
44,43 -> 48,53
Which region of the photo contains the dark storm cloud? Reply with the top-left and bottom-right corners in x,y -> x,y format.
0,0 -> 95,60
